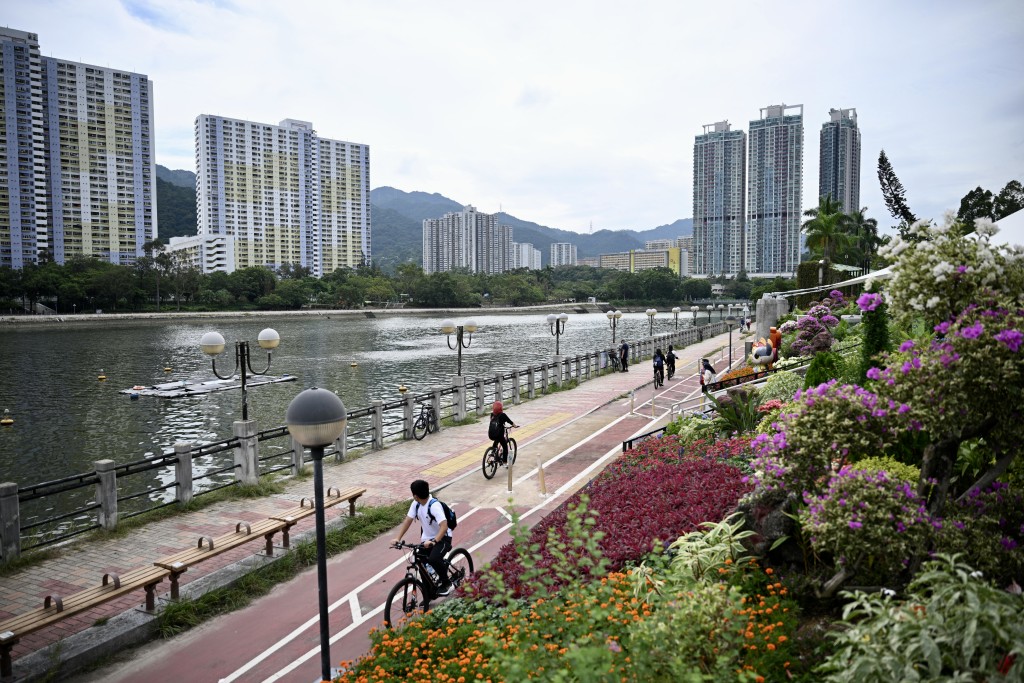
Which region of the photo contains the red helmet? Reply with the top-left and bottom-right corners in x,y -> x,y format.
493,401 -> 503,414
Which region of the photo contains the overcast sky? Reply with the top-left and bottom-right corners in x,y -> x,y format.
8,0 -> 1024,234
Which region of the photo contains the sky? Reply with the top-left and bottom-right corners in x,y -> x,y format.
8,0 -> 1024,234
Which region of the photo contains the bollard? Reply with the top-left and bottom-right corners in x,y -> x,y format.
174,442 -> 194,505
537,458 -> 547,497
506,458 -> 513,493
0,482 -> 21,562
630,390 -> 635,415
454,376 -> 467,421
232,420 -> 260,485
95,459 -> 118,531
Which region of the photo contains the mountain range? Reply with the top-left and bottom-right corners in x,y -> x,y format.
156,165 -> 692,268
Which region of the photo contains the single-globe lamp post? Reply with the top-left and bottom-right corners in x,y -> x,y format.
285,387 -> 347,683
200,328 -> 280,421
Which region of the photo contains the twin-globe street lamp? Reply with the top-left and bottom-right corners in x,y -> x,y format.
645,308 -> 657,336
690,305 -> 699,323
285,387 -> 348,683
441,318 -> 477,376
671,306 -> 681,330
725,316 -> 737,371
200,328 -> 281,421
606,309 -> 623,344
546,312 -> 569,355
706,304 -> 714,323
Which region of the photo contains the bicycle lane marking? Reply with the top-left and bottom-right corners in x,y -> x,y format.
259,412 -> 658,682
422,411 -> 571,477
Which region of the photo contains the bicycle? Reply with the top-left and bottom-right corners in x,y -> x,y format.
609,351 -> 621,372
481,425 -> 517,479
385,541 -> 474,627
653,364 -> 664,389
412,402 -> 438,440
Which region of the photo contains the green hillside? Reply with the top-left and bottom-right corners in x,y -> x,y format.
156,176 -> 197,240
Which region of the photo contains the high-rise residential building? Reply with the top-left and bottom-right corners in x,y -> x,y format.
693,121 -> 747,278
819,107 -> 860,213
746,104 -> 803,277
194,116 -> 369,276
513,242 -> 542,270
1,28 -> 156,268
550,242 -> 577,267
422,205 -> 512,274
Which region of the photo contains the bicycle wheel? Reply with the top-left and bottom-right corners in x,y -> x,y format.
412,416 -> 428,440
507,438 -> 517,466
446,548 -> 474,587
481,447 -> 498,479
384,576 -> 428,628
427,413 -> 438,434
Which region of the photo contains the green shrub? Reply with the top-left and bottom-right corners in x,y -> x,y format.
819,554 -> 1024,682
710,386 -> 763,436
851,456 -> 920,483
664,412 -> 718,447
758,371 -> 803,403
804,351 -> 845,388
932,483 -> 1024,588
858,296 -> 891,383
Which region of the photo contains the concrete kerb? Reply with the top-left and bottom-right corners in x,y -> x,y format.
10,515 -> 353,683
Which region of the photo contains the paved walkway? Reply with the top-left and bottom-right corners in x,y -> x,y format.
1,328 -> 749,677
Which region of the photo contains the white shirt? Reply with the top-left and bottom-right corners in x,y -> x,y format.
407,499 -> 452,542
703,368 -> 716,385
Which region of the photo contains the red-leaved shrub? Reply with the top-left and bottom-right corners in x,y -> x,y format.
464,451 -> 751,600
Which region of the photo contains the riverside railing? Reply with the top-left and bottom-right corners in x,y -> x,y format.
0,321 -> 729,562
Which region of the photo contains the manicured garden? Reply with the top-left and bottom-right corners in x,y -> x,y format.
335,215 -> 1023,682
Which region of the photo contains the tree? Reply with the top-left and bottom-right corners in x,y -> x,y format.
877,150 -> 916,235
801,195 -> 851,265
956,186 -> 994,230
994,179 -> 1024,219
844,207 -> 880,272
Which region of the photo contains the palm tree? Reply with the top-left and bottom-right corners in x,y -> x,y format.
844,207 -> 879,273
802,196 -> 851,265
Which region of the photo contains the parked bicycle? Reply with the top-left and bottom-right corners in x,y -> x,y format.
385,541 -> 474,627
412,402 -> 438,440
481,425 -> 517,479
609,351 -> 621,372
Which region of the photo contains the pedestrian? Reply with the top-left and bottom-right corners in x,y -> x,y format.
487,401 -> 518,463
700,358 -> 717,389
665,345 -> 677,379
392,479 -> 454,595
745,317 -> 752,332
619,340 -> 630,372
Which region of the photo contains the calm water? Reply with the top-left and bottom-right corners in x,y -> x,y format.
0,310 -> 711,487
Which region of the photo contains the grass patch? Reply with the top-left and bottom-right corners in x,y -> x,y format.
0,548 -> 58,576
156,500 -> 408,638
443,415 -> 480,428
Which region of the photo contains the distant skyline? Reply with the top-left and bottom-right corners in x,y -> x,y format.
8,0 -> 1023,234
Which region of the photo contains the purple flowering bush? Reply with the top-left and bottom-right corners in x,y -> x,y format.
800,467 -> 936,581
746,381 -> 908,501
790,305 -> 840,356
932,482 -> 1024,586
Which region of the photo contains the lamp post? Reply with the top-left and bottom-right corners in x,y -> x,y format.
690,305 -> 699,323
285,388 -> 347,683
546,312 -> 569,355
200,328 -> 280,421
725,316 -> 737,371
706,304 -> 713,323
606,309 -> 622,344
645,308 -> 657,336
72,303 -> 76,315
717,304 -> 724,321
818,259 -> 825,287
441,319 -> 477,376
671,306 -> 681,330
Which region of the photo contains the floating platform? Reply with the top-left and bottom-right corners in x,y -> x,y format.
120,374 -> 297,398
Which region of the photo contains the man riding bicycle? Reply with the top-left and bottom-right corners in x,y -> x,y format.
666,345 -> 677,379
488,401 -> 518,463
392,479 -> 454,595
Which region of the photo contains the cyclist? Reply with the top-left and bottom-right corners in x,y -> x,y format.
653,348 -> 665,387
488,401 -> 518,464
392,479 -> 454,596
665,345 -> 677,380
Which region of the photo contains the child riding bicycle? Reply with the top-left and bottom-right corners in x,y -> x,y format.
488,401 -> 518,463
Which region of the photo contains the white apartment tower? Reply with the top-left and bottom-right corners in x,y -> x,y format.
422,205 -> 513,274
693,121 -> 746,277
195,116 -> 370,276
513,242 -> 542,270
550,242 -> 577,267
746,104 -> 803,277
1,28 -> 155,268
819,107 -> 860,213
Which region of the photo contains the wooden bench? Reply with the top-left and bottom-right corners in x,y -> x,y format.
0,566 -> 168,679
268,486 -> 366,547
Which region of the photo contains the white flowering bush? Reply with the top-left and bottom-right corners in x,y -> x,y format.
756,371 -> 803,403
878,212 -> 1024,328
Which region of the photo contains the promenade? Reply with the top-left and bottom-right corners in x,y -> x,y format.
1,328 -> 746,681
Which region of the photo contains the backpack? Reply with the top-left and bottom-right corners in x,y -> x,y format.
417,497 -> 458,530
654,355 -> 664,368
488,414 -> 502,441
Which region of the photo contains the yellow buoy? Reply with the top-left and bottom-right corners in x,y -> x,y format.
1,409 -> 13,427
350,362 -> 357,367
98,369 -> 107,381
163,367 -> 172,372
398,385 -> 408,394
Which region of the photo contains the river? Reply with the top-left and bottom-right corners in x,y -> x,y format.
0,309 -> 722,488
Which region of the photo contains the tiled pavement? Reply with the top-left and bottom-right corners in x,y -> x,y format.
0,328 -> 747,666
